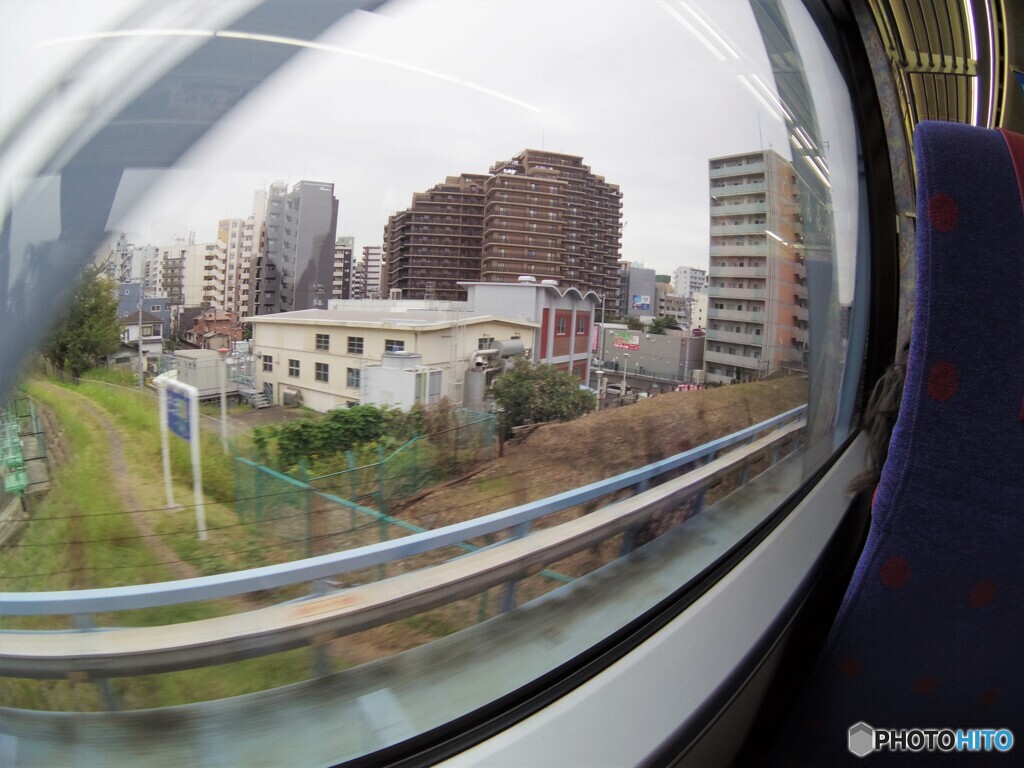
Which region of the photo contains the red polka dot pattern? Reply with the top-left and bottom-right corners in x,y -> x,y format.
970,580 -> 997,608
880,556 -> 910,588
926,361 -> 958,402
838,656 -> 862,678
914,676 -> 938,694
928,192 -> 958,231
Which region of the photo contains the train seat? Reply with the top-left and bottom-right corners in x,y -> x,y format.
772,120 -> 1024,765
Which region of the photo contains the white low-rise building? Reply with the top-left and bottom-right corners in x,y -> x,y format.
246,279 -> 596,411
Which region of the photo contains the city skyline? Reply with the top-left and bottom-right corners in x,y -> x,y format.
96,0 -> 835,279
8,0 -> 858,301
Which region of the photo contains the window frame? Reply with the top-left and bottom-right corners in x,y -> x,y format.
314,361 -> 329,383
288,359 -> 300,378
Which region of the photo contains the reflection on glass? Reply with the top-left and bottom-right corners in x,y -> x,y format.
0,0 -> 862,763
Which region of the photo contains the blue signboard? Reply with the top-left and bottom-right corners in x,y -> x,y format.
167,389 -> 191,440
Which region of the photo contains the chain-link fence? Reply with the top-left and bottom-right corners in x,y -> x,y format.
233,410 -> 496,566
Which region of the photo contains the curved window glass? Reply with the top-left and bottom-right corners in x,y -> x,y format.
0,0 -> 866,764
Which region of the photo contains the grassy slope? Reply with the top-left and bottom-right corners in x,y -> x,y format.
0,378 -> 312,711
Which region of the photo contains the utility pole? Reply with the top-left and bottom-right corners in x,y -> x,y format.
137,288 -> 144,389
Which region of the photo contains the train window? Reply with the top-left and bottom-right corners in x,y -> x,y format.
0,0 -> 865,764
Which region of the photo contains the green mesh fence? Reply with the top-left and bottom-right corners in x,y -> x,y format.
232,410 -> 497,568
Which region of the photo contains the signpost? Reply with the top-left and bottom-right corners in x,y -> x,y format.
156,377 -> 206,541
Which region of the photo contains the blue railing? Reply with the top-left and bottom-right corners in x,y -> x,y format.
0,406 -> 806,617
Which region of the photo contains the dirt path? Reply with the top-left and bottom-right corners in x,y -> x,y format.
33,381 -> 203,582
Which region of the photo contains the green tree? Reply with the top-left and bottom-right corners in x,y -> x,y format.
489,357 -> 596,438
625,315 -> 644,330
42,267 -> 122,378
647,316 -> 671,335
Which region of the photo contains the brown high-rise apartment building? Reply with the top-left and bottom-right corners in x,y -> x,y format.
482,150 -> 622,313
384,151 -> 621,307
383,174 -> 487,302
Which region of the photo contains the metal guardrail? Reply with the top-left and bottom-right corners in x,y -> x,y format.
0,418 -> 805,679
0,406 -> 805,619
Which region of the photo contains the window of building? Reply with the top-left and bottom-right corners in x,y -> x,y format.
288,359 -> 299,377
261,355 -> 273,372
556,316 -> 568,335
576,316 -> 588,335
346,368 -> 360,389
315,362 -> 328,382
347,336 -> 364,354
478,336 -> 495,350
315,333 -> 329,351
385,339 -> 405,352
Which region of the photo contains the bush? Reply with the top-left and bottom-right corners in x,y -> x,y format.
489,357 -> 595,438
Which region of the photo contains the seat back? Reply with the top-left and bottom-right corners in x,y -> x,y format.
773,120 -> 1024,765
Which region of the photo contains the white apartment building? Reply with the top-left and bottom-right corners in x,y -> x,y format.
360,245 -> 383,299
690,289 -> 709,333
672,265 -> 707,297
704,149 -> 807,384
219,218 -> 244,312
239,189 -> 267,316
197,241 -> 226,308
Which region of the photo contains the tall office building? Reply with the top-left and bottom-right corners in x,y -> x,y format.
253,180 -> 339,314
384,150 -> 621,306
618,262 -> 658,317
333,236 -> 355,300
703,149 -> 807,384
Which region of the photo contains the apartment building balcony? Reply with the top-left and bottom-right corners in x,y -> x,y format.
709,266 -> 767,278
709,244 -> 769,256
709,161 -> 765,179
708,308 -> 764,322
710,201 -> 767,216
792,305 -> 809,321
709,286 -> 766,300
705,329 -> 764,346
709,224 -> 768,236
704,350 -> 763,371
710,181 -> 766,197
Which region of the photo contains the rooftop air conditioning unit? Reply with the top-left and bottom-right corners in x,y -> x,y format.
517,275 -> 537,283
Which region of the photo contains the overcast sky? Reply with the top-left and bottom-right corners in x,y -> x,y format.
4,0 -> 858,297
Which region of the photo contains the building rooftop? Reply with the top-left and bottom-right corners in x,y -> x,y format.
245,307 -> 537,331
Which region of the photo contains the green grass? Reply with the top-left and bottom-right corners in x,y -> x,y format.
0,380 -> 324,711
67,376 -> 238,504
